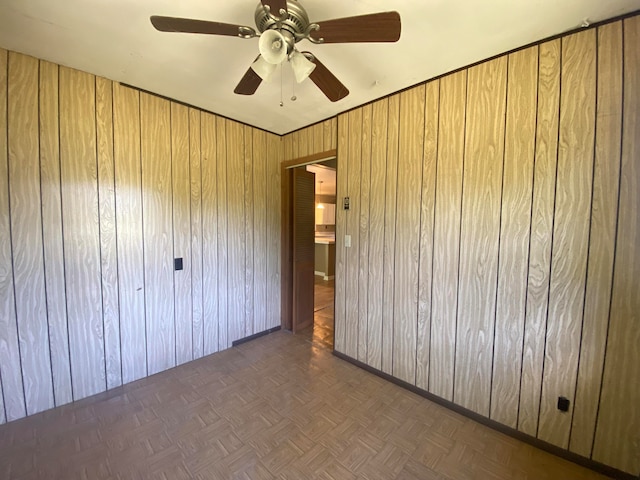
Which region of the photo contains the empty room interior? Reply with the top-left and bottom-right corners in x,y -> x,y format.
0,1 -> 639,479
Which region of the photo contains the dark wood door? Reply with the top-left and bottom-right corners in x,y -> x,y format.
292,168 -> 315,333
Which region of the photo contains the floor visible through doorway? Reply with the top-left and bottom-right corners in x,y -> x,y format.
299,276 -> 334,350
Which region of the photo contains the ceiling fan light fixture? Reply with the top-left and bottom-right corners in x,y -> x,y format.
290,50 -> 316,83
258,29 -> 289,64
251,56 -> 277,81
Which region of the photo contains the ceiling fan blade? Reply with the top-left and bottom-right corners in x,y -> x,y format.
150,16 -> 256,38
260,0 -> 288,17
234,60 -> 263,95
309,11 -> 401,43
304,53 -> 349,102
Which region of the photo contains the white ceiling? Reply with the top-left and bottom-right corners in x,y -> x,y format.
0,1 -> 637,135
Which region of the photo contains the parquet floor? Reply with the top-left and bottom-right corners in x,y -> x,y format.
298,277 -> 335,350
0,329 -> 610,479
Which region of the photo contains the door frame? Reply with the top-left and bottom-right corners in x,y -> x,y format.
281,149 -> 337,331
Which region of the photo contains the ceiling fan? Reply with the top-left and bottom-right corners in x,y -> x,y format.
150,1 -> 401,102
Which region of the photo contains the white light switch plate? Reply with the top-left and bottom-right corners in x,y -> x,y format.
345,235 -> 351,248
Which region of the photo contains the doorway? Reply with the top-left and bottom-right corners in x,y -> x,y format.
281,150 -> 337,350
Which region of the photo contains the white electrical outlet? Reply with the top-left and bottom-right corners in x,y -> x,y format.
345,235 -> 351,248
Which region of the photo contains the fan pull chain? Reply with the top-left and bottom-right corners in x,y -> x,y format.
279,63 -> 284,107
291,66 -> 297,101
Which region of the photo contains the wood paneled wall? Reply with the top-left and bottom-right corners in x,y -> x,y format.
282,118 -> 337,161
0,49 -> 282,422
333,16 -> 640,476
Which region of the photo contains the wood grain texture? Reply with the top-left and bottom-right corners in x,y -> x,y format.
190,109 -> 204,359
266,133 -> 281,329
334,113 -> 348,354
95,77 -> 121,390
381,94 -> 400,375
344,109 -> 362,360
393,86 -> 426,385
113,82 -> 146,383
283,134 -> 293,162
416,80 -> 439,391
570,22 -> 622,458
490,47 -> 538,428
227,120 -> 245,345
324,118 -> 337,151
299,127 -> 308,158
216,116 -> 229,350
538,30 -> 596,448
0,48 -> 27,422
357,104 -> 372,363
366,99 -> 388,371
592,15 -> 640,476
252,130 -> 267,334
9,52 -> 55,415
39,60 -> 73,404
140,92 -> 175,375
518,39 -> 560,437
454,57 -> 507,416
59,66 -> 106,400
243,125 -> 254,337
429,70 -> 467,401
170,102 -> 193,365
201,112 -> 218,356
312,122 -> 324,153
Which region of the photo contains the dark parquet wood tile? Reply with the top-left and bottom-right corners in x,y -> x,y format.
0,327 -> 610,480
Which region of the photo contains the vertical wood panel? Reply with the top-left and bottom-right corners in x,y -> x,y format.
570,22 -> 623,457
313,122 -> 323,153
429,70 -> 467,400
518,39 -> 561,436
216,117 -> 229,349
113,83 -> 146,383
455,57 -> 507,415
334,113 -> 348,353
141,93 -> 174,375
291,130 -> 300,159
283,134 -> 293,162
490,47 -> 538,427
170,103 -> 192,365
59,66 -> 105,399
39,60 -> 73,404
96,77 -> 121,390
253,129 -> 267,334
592,15 -> 640,476
366,99 -> 388,370
266,133 -> 281,329
323,119 -> 335,151
416,80 -> 439,390
227,121 -> 245,345
0,48 -> 27,422
381,95 -> 400,375
344,109 -> 361,359
538,30 -> 596,448
357,104 -> 372,363
201,112 -> 218,356
8,53 -> 54,414
190,108 -> 203,359
393,86 -> 425,384
244,125 -> 254,337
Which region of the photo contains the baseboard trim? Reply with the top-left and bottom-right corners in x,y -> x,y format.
332,350 -> 636,480
232,326 -> 281,347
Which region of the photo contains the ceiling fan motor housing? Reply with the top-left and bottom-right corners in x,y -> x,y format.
254,0 -> 310,42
